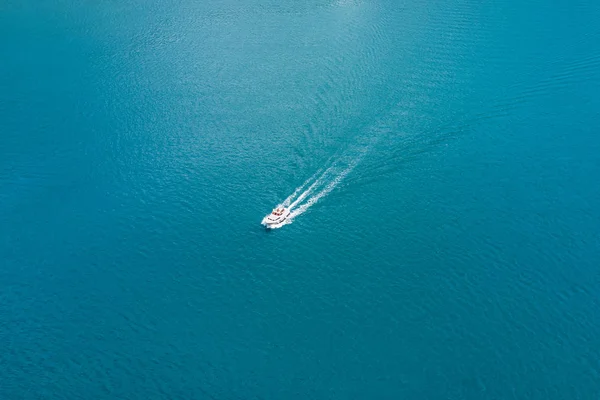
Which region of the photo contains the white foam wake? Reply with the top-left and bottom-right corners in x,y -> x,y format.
289,157 -> 359,219
263,146 -> 370,229
262,115 -> 385,229
288,163 -> 337,210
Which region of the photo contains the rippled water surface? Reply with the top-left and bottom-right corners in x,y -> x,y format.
2,0 -> 600,398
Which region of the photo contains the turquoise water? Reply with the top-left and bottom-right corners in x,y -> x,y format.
2,0 -> 600,398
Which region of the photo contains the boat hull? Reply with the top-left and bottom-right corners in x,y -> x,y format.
262,209 -> 291,228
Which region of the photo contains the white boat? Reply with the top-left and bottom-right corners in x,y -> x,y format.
263,206 -> 291,227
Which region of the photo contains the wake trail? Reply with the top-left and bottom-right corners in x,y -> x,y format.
266,118 -> 381,228
288,163 -> 337,209
290,153 -> 363,219
281,179 -> 311,208
280,153 -> 341,208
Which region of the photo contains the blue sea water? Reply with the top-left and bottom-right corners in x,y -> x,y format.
2,0 -> 600,398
